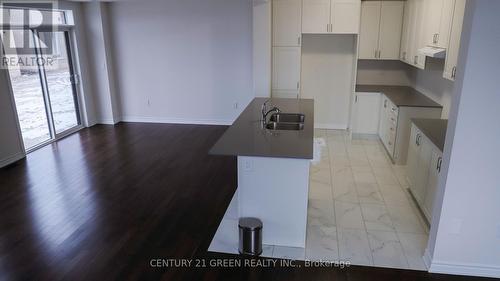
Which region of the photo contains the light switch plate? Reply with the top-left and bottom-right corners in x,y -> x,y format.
243,159 -> 253,172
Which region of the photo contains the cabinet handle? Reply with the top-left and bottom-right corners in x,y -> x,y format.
298,36 -> 301,46
391,107 -> 397,111
384,100 -> 387,108
451,66 -> 457,78
414,55 -> 418,65
416,134 -> 421,146
355,95 -> 358,103
437,157 -> 443,172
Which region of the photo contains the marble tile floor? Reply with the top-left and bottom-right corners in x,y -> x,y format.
208,130 -> 429,271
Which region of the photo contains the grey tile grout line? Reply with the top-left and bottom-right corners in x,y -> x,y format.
324,130 -> 341,263
348,134 -> 378,266
362,138 -> 412,269
365,137 -> 428,269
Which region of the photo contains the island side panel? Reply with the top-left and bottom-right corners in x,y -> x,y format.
237,156 -> 310,248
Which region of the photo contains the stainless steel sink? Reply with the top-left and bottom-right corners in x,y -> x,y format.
265,122 -> 304,131
269,113 -> 305,123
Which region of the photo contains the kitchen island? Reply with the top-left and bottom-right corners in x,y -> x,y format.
210,98 -> 314,248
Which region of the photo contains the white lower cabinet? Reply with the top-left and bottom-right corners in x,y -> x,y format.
378,95 -> 398,159
406,123 -> 443,222
351,92 -> 381,135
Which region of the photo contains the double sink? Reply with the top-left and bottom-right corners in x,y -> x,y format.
265,113 -> 305,131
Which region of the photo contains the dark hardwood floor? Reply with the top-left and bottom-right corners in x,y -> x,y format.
0,123 -> 495,281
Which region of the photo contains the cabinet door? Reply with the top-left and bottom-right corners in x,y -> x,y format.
331,0 -> 361,34
378,1 -> 404,60
359,1 -> 381,59
400,1 -> 411,62
444,0 -> 465,80
272,47 -> 301,96
423,149 -> 442,220
422,0 -> 445,47
436,0 -> 455,48
273,0 -> 302,47
406,124 -> 420,191
409,0 -> 426,69
302,0 -> 331,34
414,136 -> 432,205
352,92 -> 381,134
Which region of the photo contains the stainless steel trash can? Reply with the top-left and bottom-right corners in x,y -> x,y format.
238,217 -> 263,256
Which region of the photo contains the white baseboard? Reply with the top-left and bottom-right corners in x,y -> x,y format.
96,118 -> 119,125
430,260 -> 500,278
315,123 -> 348,130
0,152 -> 25,168
120,116 -> 233,126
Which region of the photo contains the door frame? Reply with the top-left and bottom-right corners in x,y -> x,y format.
1,27 -> 85,154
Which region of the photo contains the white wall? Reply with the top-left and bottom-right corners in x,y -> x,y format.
301,34 -> 357,129
410,59 -> 454,119
108,0 -> 254,125
81,2 -> 120,125
0,68 -> 25,168
356,60 -> 412,86
427,0 -> 500,277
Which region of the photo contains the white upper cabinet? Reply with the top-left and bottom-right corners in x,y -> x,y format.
331,0 -> 361,34
421,0 -> 455,48
359,1 -> 381,59
400,0 -> 411,62
359,1 -> 403,60
273,0 -> 303,47
378,2 -> 404,59
401,0 -> 426,69
400,0 -> 458,70
302,0 -> 331,33
302,0 -> 360,34
444,0 -> 466,81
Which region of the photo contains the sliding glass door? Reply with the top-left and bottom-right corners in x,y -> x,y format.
38,31 -> 80,135
1,29 -> 81,151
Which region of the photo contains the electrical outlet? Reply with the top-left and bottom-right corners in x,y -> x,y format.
233,102 -> 238,109
243,159 -> 253,172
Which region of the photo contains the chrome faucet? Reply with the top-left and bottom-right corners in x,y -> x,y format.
261,99 -> 281,123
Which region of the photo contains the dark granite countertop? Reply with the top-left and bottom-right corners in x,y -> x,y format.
209,98 -> 314,159
356,85 -> 443,108
411,118 -> 448,151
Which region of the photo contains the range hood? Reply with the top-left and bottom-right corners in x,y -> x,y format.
418,46 -> 446,59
